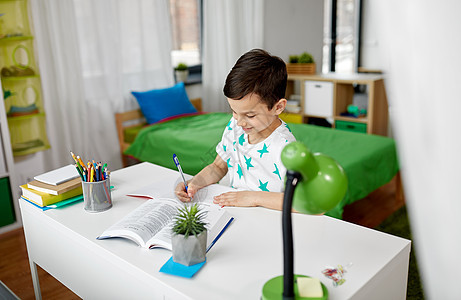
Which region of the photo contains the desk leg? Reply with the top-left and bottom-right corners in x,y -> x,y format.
29,258 -> 42,300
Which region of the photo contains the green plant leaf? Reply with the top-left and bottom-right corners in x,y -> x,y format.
289,55 -> 299,64
298,52 -> 314,64
175,62 -> 188,71
172,203 -> 208,238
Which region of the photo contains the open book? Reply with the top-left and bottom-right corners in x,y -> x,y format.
97,184 -> 234,251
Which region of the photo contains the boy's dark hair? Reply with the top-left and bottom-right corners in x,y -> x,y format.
223,49 -> 287,110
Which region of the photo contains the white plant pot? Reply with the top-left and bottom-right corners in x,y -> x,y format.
172,230 -> 207,266
175,70 -> 189,83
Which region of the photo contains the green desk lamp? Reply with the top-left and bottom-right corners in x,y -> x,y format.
262,141 -> 348,300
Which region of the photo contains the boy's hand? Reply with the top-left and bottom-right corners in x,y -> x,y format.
174,181 -> 199,202
213,191 -> 258,207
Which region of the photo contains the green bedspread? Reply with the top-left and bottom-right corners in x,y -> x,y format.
124,113 -> 399,219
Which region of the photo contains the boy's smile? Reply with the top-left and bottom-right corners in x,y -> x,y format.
227,93 -> 286,144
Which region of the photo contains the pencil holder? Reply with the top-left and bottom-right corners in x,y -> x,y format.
82,178 -> 112,213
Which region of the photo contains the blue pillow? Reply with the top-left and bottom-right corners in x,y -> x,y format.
131,82 -> 197,124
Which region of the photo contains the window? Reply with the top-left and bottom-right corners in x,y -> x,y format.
169,0 -> 202,69
323,0 -> 362,73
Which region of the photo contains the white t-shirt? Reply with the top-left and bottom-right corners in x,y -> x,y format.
216,117 -> 296,192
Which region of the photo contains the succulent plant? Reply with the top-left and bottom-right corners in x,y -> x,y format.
172,203 -> 207,238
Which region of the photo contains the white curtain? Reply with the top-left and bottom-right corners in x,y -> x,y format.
377,1 -> 461,298
202,0 -> 264,112
29,0 -> 173,171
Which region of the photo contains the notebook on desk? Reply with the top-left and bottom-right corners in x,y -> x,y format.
33,164 -> 80,186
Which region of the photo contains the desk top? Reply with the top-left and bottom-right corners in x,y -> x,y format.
20,162 -> 410,299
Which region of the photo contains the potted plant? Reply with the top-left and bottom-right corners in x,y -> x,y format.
286,52 -> 316,75
174,62 -> 189,83
171,203 -> 208,266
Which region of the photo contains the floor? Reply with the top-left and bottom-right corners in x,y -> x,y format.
0,176 -> 403,299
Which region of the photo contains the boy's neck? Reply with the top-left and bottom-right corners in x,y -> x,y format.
248,118 -> 282,144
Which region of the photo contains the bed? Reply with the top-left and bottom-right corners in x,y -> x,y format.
115,101 -> 400,219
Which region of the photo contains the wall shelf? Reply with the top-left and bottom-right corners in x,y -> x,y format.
0,35 -> 33,43
1,74 -> 40,81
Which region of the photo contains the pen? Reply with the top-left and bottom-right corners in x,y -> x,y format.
206,217 -> 234,252
173,154 -> 191,200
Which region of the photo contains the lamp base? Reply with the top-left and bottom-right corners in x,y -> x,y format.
262,275 -> 329,300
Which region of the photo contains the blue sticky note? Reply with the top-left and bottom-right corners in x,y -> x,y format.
159,257 -> 206,278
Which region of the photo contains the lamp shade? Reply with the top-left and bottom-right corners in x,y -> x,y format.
281,142 -> 348,215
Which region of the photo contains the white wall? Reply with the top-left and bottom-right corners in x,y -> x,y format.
362,1 -> 461,298
263,0 -> 324,72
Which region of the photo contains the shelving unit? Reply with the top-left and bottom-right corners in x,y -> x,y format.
0,0 -> 49,231
0,0 -> 50,156
281,73 -> 389,136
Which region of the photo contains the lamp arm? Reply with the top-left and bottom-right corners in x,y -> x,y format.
282,170 -> 302,300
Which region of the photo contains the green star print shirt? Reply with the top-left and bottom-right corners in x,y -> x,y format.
216,117 -> 296,192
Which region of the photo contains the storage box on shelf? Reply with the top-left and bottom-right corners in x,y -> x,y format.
285,73 -> 389,136
0,0 -> 31,38
282,78 -> 303,124
3,75 -> 43,116
0,177 -> 15,227
0,36 -> 37,72
8,113 -> 49,156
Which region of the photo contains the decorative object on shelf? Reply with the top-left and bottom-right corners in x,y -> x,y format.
286,52 -> 316,75
262,141 -> 348,299
171,203 -> 208,266
1,65 -> 35,77
7,103 -> 38,117
174,62 -> 189,83
346,104 -> 367,117
3,89 -> 15,100
285,99 -> 301,113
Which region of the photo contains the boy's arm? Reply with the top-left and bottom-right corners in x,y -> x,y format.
213,191 -> 285,210
175,154 -> 228,202
190,154 -> 228,189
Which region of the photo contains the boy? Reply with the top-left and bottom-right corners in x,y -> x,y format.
175,49 -> 296,210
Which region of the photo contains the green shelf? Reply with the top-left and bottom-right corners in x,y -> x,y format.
1,74 -> 40,81
0,35 -> 33,43
7,112 -> 46,121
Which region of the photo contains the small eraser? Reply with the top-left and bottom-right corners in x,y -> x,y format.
297,277 -> 323,298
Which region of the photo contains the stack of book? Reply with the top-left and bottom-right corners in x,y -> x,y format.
20,165 -> 84,210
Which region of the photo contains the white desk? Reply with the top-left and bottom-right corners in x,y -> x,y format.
20,162 -> 410,299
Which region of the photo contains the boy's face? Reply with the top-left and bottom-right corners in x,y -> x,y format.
227,93 -> 286,143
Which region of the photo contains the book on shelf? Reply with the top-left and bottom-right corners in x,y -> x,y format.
33,164 -> 80,186
97,184 -> 235,251
20,184 -> 83,207
27,177 -> 81,195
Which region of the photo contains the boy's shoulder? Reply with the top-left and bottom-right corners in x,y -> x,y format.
223,116 -> 238,132
274,120 -> 296,143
